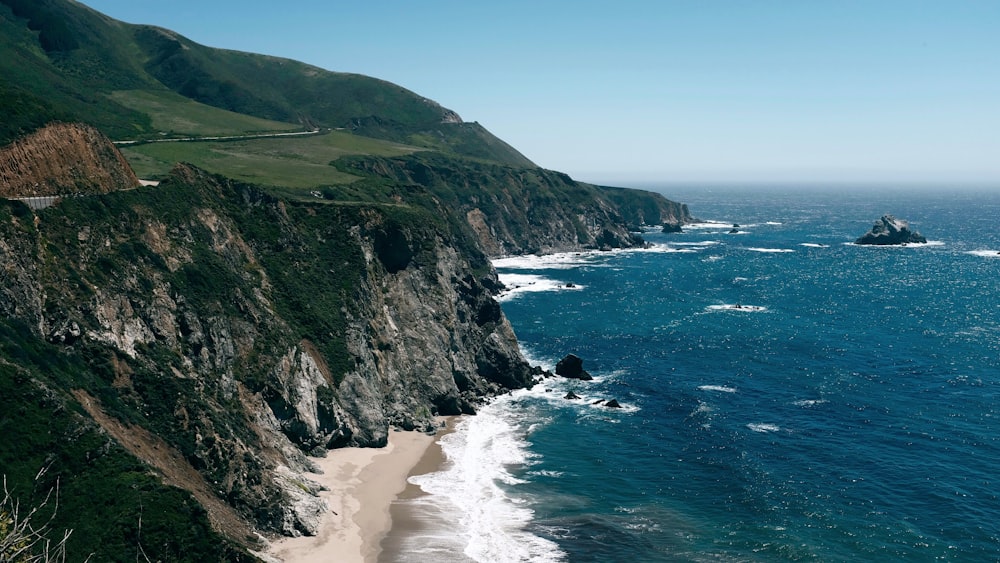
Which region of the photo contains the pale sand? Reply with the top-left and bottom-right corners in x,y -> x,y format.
268,425 -> 445,563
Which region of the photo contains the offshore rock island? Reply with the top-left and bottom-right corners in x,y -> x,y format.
855,214 -> 928,245
0,0 -> 692,560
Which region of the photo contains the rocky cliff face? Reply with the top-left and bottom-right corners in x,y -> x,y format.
1,162 -> 536,547
855,214 -> 928,245
338,153 -> 693,256
0,122 -> 139,197
1,122 -> 692,558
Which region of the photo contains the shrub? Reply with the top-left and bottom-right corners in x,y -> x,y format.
0,471 -> 72,563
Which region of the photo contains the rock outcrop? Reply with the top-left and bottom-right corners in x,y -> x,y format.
0,122 -> 139,198
555,354 -> 593,381
337,154 -> 692,256
0,122 -> 692,557
0,163 -> 535,544
855,215 -> 927,245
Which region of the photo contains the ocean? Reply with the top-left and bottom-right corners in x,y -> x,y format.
386,186 -> 1000,562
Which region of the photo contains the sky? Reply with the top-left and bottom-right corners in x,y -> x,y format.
80,0 -> 1000,186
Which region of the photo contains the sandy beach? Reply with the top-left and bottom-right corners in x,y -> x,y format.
268,420 -> 453,563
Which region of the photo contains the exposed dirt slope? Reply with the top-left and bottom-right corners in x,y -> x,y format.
0,122 -> 138,197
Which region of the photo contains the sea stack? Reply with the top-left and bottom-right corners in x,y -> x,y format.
555,354 -> 593,381
855,215 -> 927,245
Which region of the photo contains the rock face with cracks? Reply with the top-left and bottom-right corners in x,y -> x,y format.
0,161 -> 535,545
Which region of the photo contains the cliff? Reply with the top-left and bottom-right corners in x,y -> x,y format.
0,122 -> 138,197
1,158 -> 538,558
1,122 -> 690,562
337,153 -> 692,256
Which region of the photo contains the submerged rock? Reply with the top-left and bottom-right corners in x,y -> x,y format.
564,391 -> 581,400
856,215 -> 927,245
605,399 -> 622,408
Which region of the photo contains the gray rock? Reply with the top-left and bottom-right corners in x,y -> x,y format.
856,215 -> 927,245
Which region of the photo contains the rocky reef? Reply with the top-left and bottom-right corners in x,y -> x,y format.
855,215 -> 927,245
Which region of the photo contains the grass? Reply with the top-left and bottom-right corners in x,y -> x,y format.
108,89 -> 302,138
121,130 -> 422,187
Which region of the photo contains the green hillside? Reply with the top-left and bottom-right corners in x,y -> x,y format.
122,129 -> 422,186
109,89 -> 301,137
0,0 -> 532,167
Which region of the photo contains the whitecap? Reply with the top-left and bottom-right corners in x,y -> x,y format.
691,402 -> 713,416
670,240 -> 721,247
747,423 -> 781,433
745,247 -> 795,253
698,385 -> 738,393
799,243 -> 829,248
966,250 -> 1000,258
764,221 -> 783,226
685,220 -> 734,230
492,252 -> 595,270
496,273 -> 582,301
846,240 -> 946,248
792,399 -> 828,407
706,304 -> 767,312
638,245 -> 699,254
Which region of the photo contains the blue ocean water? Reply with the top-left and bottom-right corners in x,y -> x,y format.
394,186 -> 1000,562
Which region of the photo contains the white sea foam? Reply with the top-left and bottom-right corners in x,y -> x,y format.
747,423 -> 781,433
706,304 -> 767,312
492,252 -> 594,270
670,240 -> 721,247
792,399 -> 828,407
407,392 -> 566,563
519,346 -> 556,373
685,220 -> 734,230
496,273 -> 582,301
764,221 -> 783,226
636,244 -> 699,254
846,240 -> 946,248
698,385 -> 738,393
966,250 -> 1000,258
745,247 -> 795,253
799,243 -> 829,248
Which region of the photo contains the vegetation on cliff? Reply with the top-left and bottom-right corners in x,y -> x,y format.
1,1 -> 694,560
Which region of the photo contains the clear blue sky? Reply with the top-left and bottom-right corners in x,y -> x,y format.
82,0 -> 999,186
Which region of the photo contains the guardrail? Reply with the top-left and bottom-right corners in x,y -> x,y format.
10,195 -> 61,210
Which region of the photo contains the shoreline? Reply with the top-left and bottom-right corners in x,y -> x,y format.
378,417 -> 459,561
267,418 -> 455,563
